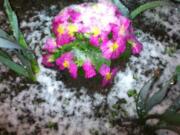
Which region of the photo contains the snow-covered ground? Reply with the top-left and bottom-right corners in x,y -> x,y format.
0,2 -> 180,135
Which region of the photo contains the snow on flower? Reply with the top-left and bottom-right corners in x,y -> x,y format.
42,2 -> 142,86
43,38 -> 57,53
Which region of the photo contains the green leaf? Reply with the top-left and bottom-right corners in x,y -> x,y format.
146,77 -> 173,111
0,55 -> 29,77
16,52 -> 36,81
0,49 -> 11,59
4,0 -> 20,41
127,89 -> 137,97
0,37 -> 21,49
176,65 -> 180,87
72,46 -> 111,70
0,29 -> 9,38
130,0 -> 169,19
136,78 -> 155,117
112,0 -> 129,16
161,112 -> 180,125
18,32 -> 28,48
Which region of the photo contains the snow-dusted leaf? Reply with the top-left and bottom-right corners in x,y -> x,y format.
136,78 -> 155,116
0,37 -> 21,49
146,78 -> 172,111
0,29 -> 9,39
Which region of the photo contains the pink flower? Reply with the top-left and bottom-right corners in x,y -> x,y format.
89,36 -> 99,47
127,35 -> 143,55
52,14 -> 68,26
43,38 -> 57,53
42,54 -> 54,67
99,64 -> 117,86
67,8 -> 81,22
100,38 -> 126,60
111,16 -> 131,39
56,52 -> 77,78
82,60 -> 96,78
56,33 -> 75,46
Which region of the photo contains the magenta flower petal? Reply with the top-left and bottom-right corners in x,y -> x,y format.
90,36 -> 99,47
82,60 -> 96,78
99,64 -> 118,86
69,62 -> 78,79
56,52 -> 74,70
100,38 -> 126,60
53,14 -> 68,26
127,35 -> 143,55
132,40 -> 142,55
55,52 -> 77,78
111,38 -> 126,59
99,64 -> 110,76
56,33 -> 74,46
111,16 -> 131,40
43,38 -> 57,53
100,41 -> 113,59
67,8 -> 81,22
42,54 -> 54,67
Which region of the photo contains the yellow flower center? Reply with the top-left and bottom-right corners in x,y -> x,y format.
105,72 -> 112,80
48,55 -> 54,62
119,25 -> 125,36
63,60 -> 70,68
57,25 -> 65,35
92,27 -> 101,37
67,24 -> 78,36
109,42 -> 118,52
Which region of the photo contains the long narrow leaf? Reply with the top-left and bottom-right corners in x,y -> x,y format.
136,78 -> 155,116
0,37 -> 21,49
176,65 -> 180,87
4,0 -> 20,41
16,51 -> 36,80
0,55 -> 29,77
146,78 -> 172,111
0,49 -> 11,59
18,32 -> 28,48
130,0 -> 169,19
0,29 -> 9,38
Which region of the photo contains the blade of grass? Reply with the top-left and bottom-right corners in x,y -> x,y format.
130,0 -> 169,19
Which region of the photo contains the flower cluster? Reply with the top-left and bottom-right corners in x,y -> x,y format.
42,2 -> 142,86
